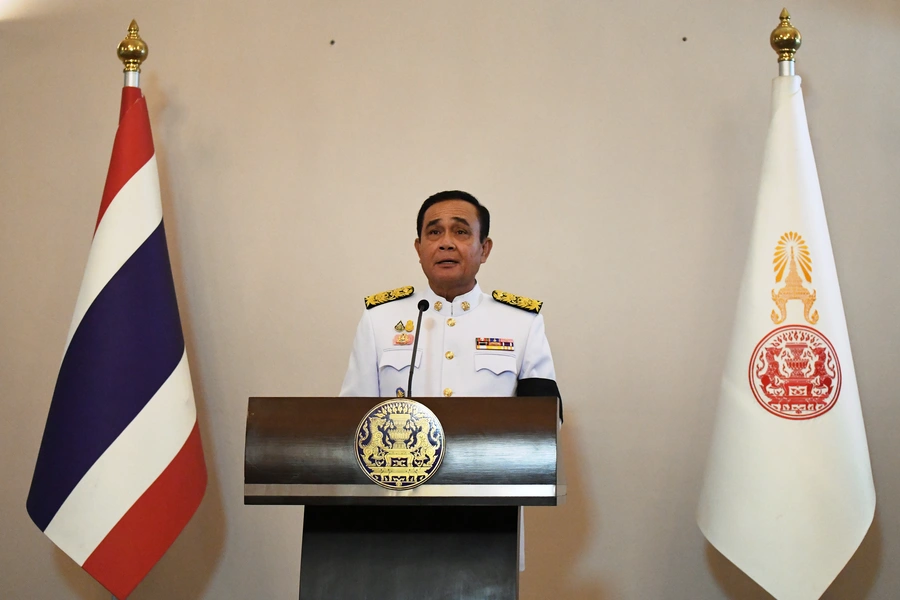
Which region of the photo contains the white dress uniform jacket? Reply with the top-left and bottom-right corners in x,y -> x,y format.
339,281 -> 559,571
340,283 -> 556,399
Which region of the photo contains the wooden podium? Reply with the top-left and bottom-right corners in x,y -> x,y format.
244,396 -> 564,600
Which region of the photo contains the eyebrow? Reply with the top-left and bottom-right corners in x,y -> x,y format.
426,216 -> 471,229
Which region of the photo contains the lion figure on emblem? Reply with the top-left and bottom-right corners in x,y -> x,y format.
358,416 -> 388,467
410,416 -> 440,467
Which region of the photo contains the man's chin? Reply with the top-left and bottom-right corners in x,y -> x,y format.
433,271 -> 461,282
426,264 -> 462,279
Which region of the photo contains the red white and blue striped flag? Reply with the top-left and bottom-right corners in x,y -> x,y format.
26,85 -> 207,599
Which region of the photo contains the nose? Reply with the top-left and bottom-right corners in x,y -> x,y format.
439,232 -> 455,250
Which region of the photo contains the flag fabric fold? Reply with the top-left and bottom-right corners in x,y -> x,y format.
697,75 -> 875,600
27,86 -> 207,600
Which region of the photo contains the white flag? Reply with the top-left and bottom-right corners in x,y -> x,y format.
697,74 -> 875,600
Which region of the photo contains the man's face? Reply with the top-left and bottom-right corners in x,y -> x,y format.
415,199 -> 493,298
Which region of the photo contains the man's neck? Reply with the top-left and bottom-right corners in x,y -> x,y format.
428,281 -> 477,303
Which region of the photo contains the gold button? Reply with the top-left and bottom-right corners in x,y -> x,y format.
445,351 -> 454,360
443,388 -> 453,397
447,318 -> 456,327
461,301 -> 470,311
434,301 -> 443,311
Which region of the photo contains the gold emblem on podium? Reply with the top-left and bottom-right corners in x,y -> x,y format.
356,400 -> 445,490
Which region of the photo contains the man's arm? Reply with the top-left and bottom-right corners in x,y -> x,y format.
339,311 -> 380,397
516,313 -> 562,420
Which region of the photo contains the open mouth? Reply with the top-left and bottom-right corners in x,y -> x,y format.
436,259 -> 458,266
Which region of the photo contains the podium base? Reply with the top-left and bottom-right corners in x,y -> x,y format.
299,505 -> 519,600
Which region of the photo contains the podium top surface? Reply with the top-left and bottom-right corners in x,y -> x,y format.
244,396 -> 563,506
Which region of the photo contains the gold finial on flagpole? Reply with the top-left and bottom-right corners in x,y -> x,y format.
117,20 -> 148,73
770,8 -> 801,63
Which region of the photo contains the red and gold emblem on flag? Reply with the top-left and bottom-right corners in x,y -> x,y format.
749,326 -> 841,420
750,232 -> 841,420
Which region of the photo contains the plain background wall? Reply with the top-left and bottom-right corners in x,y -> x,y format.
1,1 -> 898,598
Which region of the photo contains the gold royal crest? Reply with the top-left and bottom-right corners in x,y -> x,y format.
355,400 -> 445,490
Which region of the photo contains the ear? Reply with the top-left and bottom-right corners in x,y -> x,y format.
480,237 -> 493,263
414,237 -> 422,262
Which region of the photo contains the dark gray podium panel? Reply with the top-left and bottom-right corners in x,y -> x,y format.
244,396 -> 564,506
299,505 -> 519,600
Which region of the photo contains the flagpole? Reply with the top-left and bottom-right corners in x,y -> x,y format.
771,8 -> 801,76
109,20 -> 148,600
117,19 -> 147,88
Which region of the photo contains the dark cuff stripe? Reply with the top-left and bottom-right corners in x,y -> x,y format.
516,377 -> 563,422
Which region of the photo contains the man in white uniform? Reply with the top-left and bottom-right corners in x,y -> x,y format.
340,191 -> 561,571
340,190 -> 561,408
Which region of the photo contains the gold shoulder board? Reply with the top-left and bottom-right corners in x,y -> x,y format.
364,286 -> 414,309
492,290 -> 543,314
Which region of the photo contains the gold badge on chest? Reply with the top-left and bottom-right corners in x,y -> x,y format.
393,333 -> 414,346
395,320 -> 416,334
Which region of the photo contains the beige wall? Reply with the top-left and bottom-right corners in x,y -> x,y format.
2,1 -> 898,598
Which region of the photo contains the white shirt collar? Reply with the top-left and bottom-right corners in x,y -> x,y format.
423,282 -> 484,316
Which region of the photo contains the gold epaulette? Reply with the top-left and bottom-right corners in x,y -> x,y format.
492,290 -> 543,314
364,286 -> 414,309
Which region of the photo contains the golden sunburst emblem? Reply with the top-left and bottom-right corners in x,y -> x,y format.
773,231 -> 812,283
771,231 -> 818,325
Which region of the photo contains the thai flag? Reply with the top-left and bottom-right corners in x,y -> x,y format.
26,85 -> 207,599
